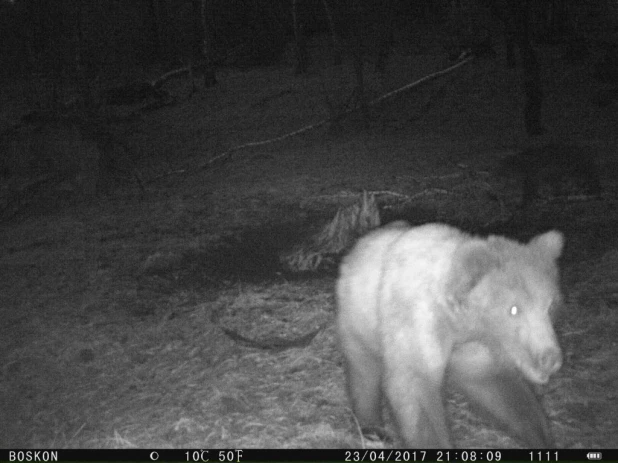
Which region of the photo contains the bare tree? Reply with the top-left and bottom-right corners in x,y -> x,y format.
321,0 -> 341,65
333,0 -> 394,123
192,0 -> 217,88
149,0 -> 164,59
292,0 -> 309,74
290,0 -> 394,125
484,0 -> 544,135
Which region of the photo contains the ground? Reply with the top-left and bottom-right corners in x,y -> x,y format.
0,30 -> 617,448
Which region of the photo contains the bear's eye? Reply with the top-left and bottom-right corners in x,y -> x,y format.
509,305 -> 519,316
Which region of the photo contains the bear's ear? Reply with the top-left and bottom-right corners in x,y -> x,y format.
528,230 -> 564,261
446,241 -> 499,303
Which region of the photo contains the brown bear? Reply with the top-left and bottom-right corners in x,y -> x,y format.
336,221 -> 563,447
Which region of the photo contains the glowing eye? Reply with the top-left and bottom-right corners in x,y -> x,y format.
509,305 -> 518,316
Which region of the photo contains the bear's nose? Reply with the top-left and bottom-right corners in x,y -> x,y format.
540,347 -> 562,376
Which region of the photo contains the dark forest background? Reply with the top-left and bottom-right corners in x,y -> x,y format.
1,0 -> 616,83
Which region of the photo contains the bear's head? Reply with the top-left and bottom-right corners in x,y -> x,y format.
448,231 -> 564,384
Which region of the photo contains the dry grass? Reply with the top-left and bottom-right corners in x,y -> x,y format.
280,192 -> 380,272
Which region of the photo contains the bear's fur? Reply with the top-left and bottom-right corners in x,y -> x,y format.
337,222 -> 563,447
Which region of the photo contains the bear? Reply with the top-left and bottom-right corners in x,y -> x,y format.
336,221 -> 564,448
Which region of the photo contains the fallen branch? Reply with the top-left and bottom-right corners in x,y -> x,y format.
200,56 -> 474,169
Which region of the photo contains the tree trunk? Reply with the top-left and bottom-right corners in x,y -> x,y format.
292,0 -> 309,74
149,0 -> 164,59
321,0 -> 342,65
192,0 -> 217,89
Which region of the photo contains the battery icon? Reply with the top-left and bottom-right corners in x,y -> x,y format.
587,452 -> 602,460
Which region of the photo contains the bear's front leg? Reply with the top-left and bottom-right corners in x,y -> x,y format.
383,334 -> 452,448
343,338 -> 385,436
448,342 -> 555,447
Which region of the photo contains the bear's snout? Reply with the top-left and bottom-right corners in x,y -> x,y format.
539,346 -> 563,377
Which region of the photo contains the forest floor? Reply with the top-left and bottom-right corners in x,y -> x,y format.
1,30 -> 617,448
